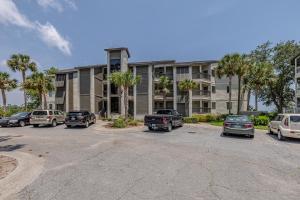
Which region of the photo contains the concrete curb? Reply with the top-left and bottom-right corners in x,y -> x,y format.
0,151 -> 44,200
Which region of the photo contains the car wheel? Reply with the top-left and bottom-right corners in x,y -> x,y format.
166,123 -> 172,132
148,126 -> 153,131
19,121 -> 25,127
66,125 -> 72,128
268,128 -> 273,134
85,120 -> 89,128
33,124 -> 39,127
278,130 -> 284,140
249,135 -> 254,138
93,118 -> 96,124
52,120 -> 57,127
222,132 -> 227,136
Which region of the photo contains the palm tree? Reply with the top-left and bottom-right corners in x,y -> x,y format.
178,79 -> 198,116
22,71 -> 55,109
7,54 -> 37,110
110,71 -> 141,120
216,54 -> 240,114
157,76 -> 171,109
235,54 -> 250,114
0,72 -> 18,112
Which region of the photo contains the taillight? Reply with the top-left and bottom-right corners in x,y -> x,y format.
224,122 -> 230,127
47,116 -> 52,120
244,123 -> 253,128
284,119 -> 289,126
162,117 -> 167,124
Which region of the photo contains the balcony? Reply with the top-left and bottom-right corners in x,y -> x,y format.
192,73 -> 211,80
154,73 -> 173,81
176,73 -> 190,81
55,80 -> 65,87
154,90 -> 174,99
192,107 -> 211,114
192,90 -> 211,97
55,92 -> 65,104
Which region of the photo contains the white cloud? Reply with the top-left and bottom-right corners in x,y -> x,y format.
0,0 -> 34,28
36,0 -> 77,12
36,22 -> 71,56
0,0 -> 72,55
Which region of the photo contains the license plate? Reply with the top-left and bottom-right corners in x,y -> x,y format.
71,117 -> 75,120
151,124 -> 156,128
233,125 -> 242,128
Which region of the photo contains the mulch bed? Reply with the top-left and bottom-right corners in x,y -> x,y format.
0,155 -> 17,180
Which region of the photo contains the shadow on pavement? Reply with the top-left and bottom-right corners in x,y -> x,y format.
0,135 -> 23,143
0,144 -> 26,152
266,132 -> 300,144
220,133 -> 253,140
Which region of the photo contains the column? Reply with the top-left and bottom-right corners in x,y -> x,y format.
65,73 -> 69,112
148,65 -> 153,114
73,71 -> 80,110
90,68 -> 95,113
173,66 -> 177,110
107,52 -> 111,117
188,66 -> 192,116
133,66 -> 137,119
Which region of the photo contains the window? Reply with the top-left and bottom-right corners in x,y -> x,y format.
49,111 -> 53,115
212,86 -> 216,93
274,115 -> 284,121
49,104 -> 53,110
49,91 -> 53,97
227,86 -> 229,93
290,116 -> 300,123
54,111 -> 59,115
226,102 -> 232,110
176,67 -> 189,74
212,102 -> 216,109
212,70 -> 215,77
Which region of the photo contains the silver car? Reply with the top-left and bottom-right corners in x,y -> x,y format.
223,115 -> 254,138
30,110 -> 65,127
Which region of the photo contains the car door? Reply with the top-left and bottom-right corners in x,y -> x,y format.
270,115 -> 284,133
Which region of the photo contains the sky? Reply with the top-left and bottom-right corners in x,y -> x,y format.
1,0 -> 300,110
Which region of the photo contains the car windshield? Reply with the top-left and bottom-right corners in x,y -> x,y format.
290,116 -> 300,123
32,111 -> 47,115
11,112 -> 28,117
68,112 -> 83,116
226,115 -> 250,122
157,110 -> 172,115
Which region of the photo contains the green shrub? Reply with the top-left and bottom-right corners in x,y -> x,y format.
192,114 -> 219,122
254,115 -> 270,126
128,119 -> 139,126
112,117 -> 127,128
192,114 -> 207,122
183,117 -> 198,123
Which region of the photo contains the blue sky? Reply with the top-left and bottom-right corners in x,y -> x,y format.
1,0 -> 300,110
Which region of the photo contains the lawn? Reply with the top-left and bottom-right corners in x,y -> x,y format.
209,121 -> 268,130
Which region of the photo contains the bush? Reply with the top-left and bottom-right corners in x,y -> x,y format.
112,117 -> 127,128
253,115 -> 270,126
192,114 -> 219,122
128,119 -> 140,126
183,117 -> 198,123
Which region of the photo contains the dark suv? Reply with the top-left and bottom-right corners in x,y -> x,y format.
65,111 -> 96,128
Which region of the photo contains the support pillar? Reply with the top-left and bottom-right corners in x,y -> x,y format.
148,65 -> 153,114
90,68 -> 95,113
133,66 -> 137,119
188,66 -> 192,116
65,73 -> 69,112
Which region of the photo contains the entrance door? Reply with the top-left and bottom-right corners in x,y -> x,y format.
111,97 -> 119,113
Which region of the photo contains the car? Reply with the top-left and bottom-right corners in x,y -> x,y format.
30,110 -> 65,127
144,109 -> 183,132
269,114 -> 300,140
223,115 -> 254,138
268,114 -> 284,135
0,112 -> 31,127
65,111 -> 96,128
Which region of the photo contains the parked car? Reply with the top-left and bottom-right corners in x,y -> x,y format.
223,115 -> 254,138
30,110 -> 65,127
65,111 -> 96,128
144,109 -> 183,131
268,114 -> 284,136
0,112 -> 31,127
269,114 -> 300,140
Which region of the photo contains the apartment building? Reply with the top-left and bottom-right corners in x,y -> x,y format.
292,53 -> 300,112
51,47 -> 247,118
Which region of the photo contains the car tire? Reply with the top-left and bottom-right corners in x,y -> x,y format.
268,128 -> 273,134
52,120 -> 57,127
93,118 -> 96,124
33,124 -> 39,127
249,135 -> 254,139
278,130 -> 285,140
19,121 -> 25,127
166,123 -> 172,132
66,125 -> 72,128
148,126 -> 153,131
223,132 -> 227,136
85,120 -> 89,128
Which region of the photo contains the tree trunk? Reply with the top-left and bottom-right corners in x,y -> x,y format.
1,89 -> 7,112
163,93 -> 166,109
43,93 -> 47,109
237,76 -> 241,115
22,71 -> 27,111
255,91 -> 258,111
229,76 -> 232,114
39,92 -> 43,109
247,89 -> 251,111
124,87 -> 128,121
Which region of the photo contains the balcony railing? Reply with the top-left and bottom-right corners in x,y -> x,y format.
154,73 -> 173,80
154,90 -> 174,97
192,90 -> 211,97
55,80 -> 65,87
192,107 -> 211,114
55,92 -> 65,104
192,73 -> 211,80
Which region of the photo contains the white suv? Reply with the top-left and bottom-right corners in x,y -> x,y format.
269,114 -> 300,140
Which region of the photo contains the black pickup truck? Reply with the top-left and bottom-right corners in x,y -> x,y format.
144,109 -> 183,131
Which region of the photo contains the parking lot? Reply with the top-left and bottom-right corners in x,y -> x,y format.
1,123 -> 300,200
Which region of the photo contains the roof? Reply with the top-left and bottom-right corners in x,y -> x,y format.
104,47 -> 131,58
128,60 -> 176,66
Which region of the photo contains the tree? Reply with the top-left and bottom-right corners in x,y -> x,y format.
7,54 -> 37,110
157,76 -> 171,109
110,71 -> 141,120
216,54 -> 240,114
178,79 -> 198,116
0,72 -> 18,112
235,54 -> 250,114
22,71 -> 55,109
251,41 -> 300,113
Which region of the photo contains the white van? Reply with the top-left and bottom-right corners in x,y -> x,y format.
269,114 -> 300,140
